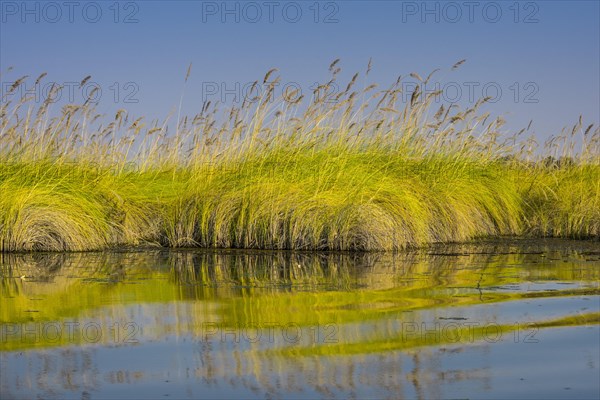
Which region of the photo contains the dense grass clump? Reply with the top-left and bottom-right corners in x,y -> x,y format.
1,62 -> 598,251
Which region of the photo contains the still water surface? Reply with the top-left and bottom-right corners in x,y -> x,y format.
1,239 -> 599,399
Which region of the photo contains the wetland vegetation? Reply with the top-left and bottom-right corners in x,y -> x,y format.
1,63 -> 599,252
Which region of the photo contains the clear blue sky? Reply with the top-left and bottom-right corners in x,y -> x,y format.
1,0 -> 599,141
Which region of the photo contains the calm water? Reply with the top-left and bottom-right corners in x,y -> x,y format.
1,239 -> 599,399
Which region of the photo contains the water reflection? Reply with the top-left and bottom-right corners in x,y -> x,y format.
1,239 -> 599,399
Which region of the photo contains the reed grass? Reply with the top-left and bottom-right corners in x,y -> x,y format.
1,62 -> 598,252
